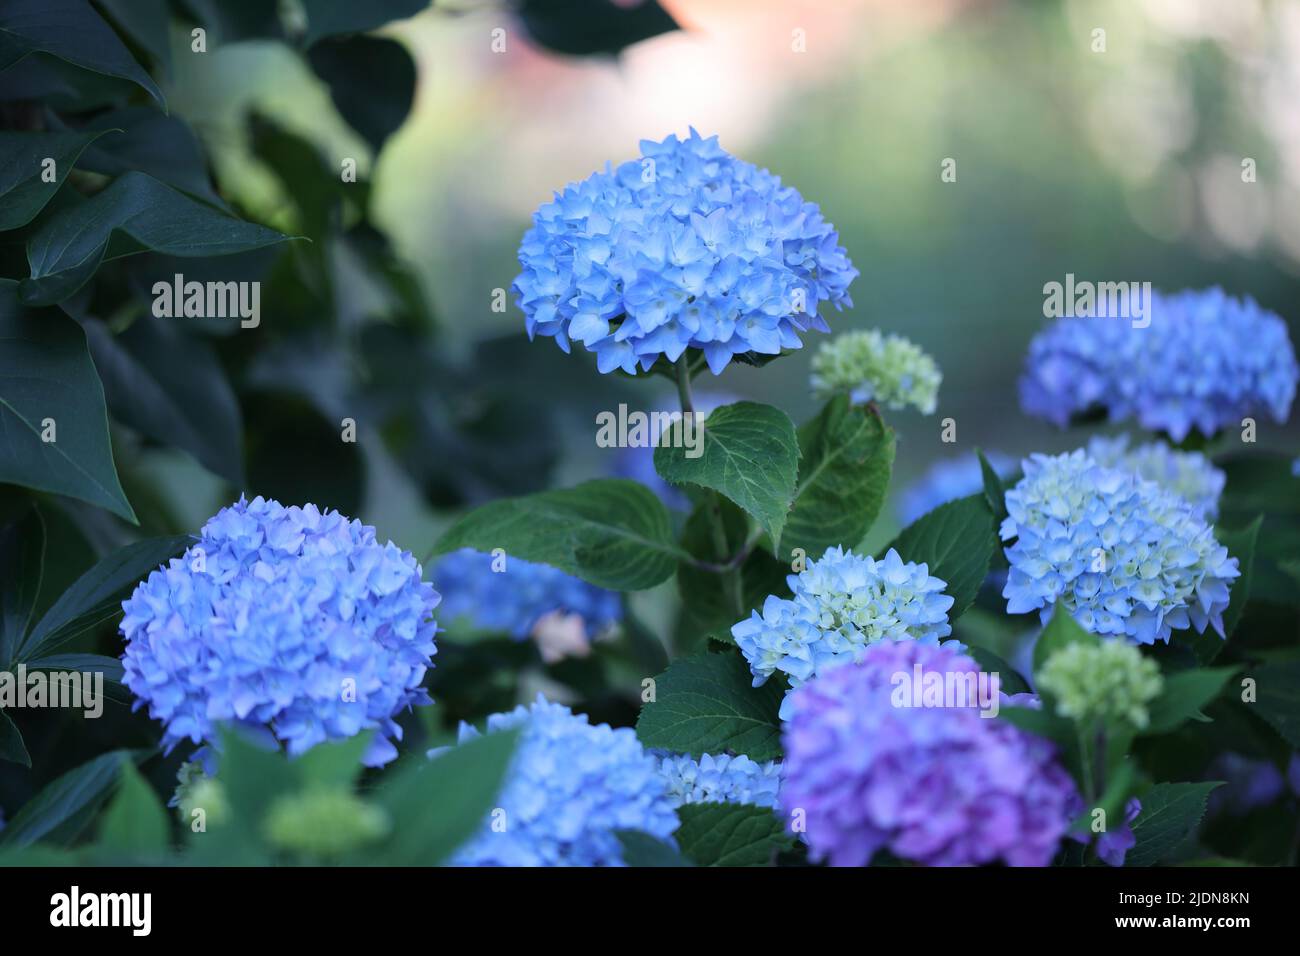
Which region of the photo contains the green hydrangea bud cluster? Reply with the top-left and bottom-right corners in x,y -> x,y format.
174,759 -> 230,827
810,329 -> 942,414
263,787 -> 391,858
1038,640 -> 1164,729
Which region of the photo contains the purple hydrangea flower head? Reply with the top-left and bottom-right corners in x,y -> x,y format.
1086,434 -> 1225,520
654,751 -> 783,809
897,451 -> 1015,526
1206,753 -> 1288,816
432,548 -> 620,641
513,129 -> 858,376
1001,451 -> 1239,645
780,640 -> 1078,866
1020,287 -> 1297,440
449,696 -> 678,866
732,547 -> 954,719
120,497 -> 439,767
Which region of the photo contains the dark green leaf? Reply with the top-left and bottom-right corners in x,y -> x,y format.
0,749 -> 128,848
84,315 -> 244,483
0,130 -> 104,229
299,0 -> 427,46
0,506 -> 44,665
616,830 -> 695,867
519,0 -> 679,56
94,0 -> 170,74
435,479 -> 682,591
1032,602 -> 1098,681
0,282 -> 135,521
654,401 -> 799,551
784,395 -> 894,557
1251,659 -> 1300,748
636,650 -> 784,761
1143,667 -> 1238,735
0,0 -> 164,106
79,107 -> 223,207
26,653 -> 125,684
884,492 -> 996,620
0,708 -> 30,767
674,802 -> 792,866
21,171 -> 292,305
18,533 -> 193,661
964,644 -> 1030,696
371,728 -> 520,866
98,757 -> 169,857
1126,781 -> 1223,867
307,35 -> 415,152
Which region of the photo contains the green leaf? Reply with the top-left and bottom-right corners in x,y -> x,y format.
299,0 -> 427,46
0,506 -> 44,665
1251,659 -> 1300,748
884,492 -> 996,620
0,0 -> 164,106
0,708 -> 30,767
1220,516 -> 1260,639
21,171 -> 293,305
307,35 -> 415,152
636,650 -> 784,761
79,107 -> 224,208
293,733 -> 374,789
616,830 -> 695,867
1126,781 -> 1223,867
964,644 -> 1031,696
977,448 -> 1010,525
1032,602 -> 1099,681
84,315 -> 244,483
26,653 -> 126,686
518,0 -> 679,56
435,479 -> 682,591
18,533 -> 193,662
98,758 -> 169,857
0,282 -> 135,521
1143,667 -> 1238,735
784,395 -> 894,557
674,802 -> 793,866
371,727 -> 520,866
654,401 -> 799,550
0,130 -> 104,229
0,749 -> 129,848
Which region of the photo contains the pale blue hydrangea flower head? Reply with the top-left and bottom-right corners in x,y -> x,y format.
897,450 -> 1014,526
450,696 -> 678,866
654,751 -> 783,809
1020,287 -> 1297,440
1085,434 -> 1225,520
732,547 -> 954,719
810,329 -> 942,414
781,640 -> 1079,866
432,548 -> 620,641
1001,451 -> 1239,645
120,497 -> 439,767
513,129 -> 858,376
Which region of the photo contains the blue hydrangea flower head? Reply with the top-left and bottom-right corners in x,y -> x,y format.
810,329 -> 942,413
120,496 -> 439,767
1020,287 -> 1297,440
513,129 -> 858,375
449,696 -> 678,866
432,548 -> 620,642
897,451 -> 1015,526
1086,434 -> 1225,520
780,639 -> 1079,866
732,546 -> 954,719
1001,451 -> 1239,644
654,751 -> 783,809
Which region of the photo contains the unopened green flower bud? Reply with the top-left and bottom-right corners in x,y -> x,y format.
1038,640 -> 1164,729
810,329 -> 942,414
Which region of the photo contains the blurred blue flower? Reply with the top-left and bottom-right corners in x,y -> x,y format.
654,751 -> 783,809
513,129 -> 858,375
432,548 -> 620,643
1020,287 -> 1297,440
896,451 -> 1015,526
780,640 -> 1079,866
1086,434 -> 1225,520
1001,451 -> 1239,645
449,696 -> 678,866
120,497 -> 439,767
732,546 -> 954,719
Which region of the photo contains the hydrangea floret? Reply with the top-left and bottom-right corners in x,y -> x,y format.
810,329 -> 942,414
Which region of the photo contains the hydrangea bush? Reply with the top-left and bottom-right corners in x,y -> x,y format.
1,20 -> 1297,877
